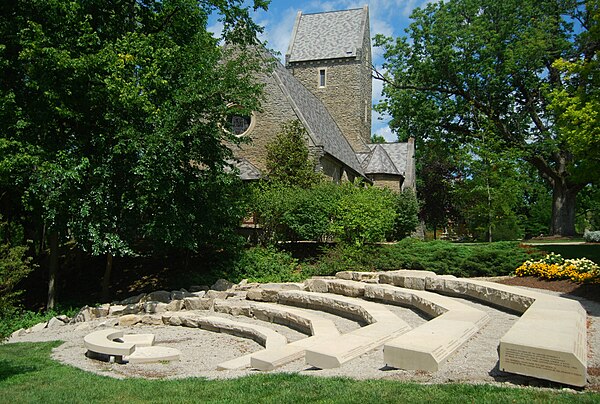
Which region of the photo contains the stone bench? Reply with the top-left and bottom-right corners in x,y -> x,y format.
83,329 -> 136,361
373,271 -> 588,387
214,299 -> 341,370
276,290 -> 412,369
161,312 -> 288,370
361,283 -> 489,372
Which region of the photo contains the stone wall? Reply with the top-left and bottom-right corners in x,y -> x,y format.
369,174 -> 402,193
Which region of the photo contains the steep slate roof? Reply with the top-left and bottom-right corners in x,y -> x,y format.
287,7 -> 367,63
358,143 -> 409,176
271,60 -> 366,177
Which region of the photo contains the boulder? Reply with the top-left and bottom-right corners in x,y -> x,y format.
70,306 -> 93,324
47,317 -> 66,328
92,304 -> 110,318
141,315 -> 163,326
246,288 -> 279,302
144,290 -> 172,303
97,318 -> 119,327
189,285 -> 209,293
165,299 -> 183,312
171,290 -> 194,301
213,299 -> 253,317
379,270 -> 437,290
325,279 -> 365,297
118,314 -> 142,327
108,305 -> 127,316
10,328 -> 25,338
183,297 -> 213,310
211,278 -> 235,291
144,302 -> 168,314
30,322 -> 47,332
119,293 -> 146,305
121,303 -> 143,315
304,279 -> 328,293
205,290 -> 230,300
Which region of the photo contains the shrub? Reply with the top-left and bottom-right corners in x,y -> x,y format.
516,253 -> 600,283
0,306 -> 80,340
584,230 -> 600,243
393,189 -> 420,240
330,183 -> 397,246
229,246 -> 302,283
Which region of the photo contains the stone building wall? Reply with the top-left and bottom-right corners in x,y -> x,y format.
369,174 -> 403,193
231,72 -> 300,173
288,58 -> 371,154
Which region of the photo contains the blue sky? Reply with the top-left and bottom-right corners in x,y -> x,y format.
208,0 -> 434,142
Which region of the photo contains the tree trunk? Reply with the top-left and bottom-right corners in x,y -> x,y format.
101,252 -> 113,302
551,181 -> 577,236
47,231 -> 59,310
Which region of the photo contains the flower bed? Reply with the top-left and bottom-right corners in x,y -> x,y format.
515,253 -> 600,283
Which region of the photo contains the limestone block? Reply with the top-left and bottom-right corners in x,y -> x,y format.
121,303 -> 143,315
30,322 -> 47,332
83,329 -> 135,356
183,297 -> 213,311
144,302 -> 168,314
211,278 -> 235,291
119,293 -> 146,305
11,328 -> 25,338
379,270 -> 436,290
162,314 -> 183,326
118,314 -> 141,327
205,290 -> 230,300
251,345 -> 306,371
191,291 -> 206,298
325,279 -> 365,297
92,304 -> 110,318
127,346 -> 181,364
70,306 -> 93,323
499,299 -> 587,387
140,315 -> 163,326
171,290 -> 194,301
247,288 -> 280,302
47,317 -> 66,328
180,315 -> 201,328
121,333 -> 155,347
144,290 -> 172,303
213,299 -> 253,317
108,305 -> 127,316
335,271 -> 380,282
165,299 -> 183,312
277,290 -> 373,323
304,279 -> 329,293
98,318 -> 119,328
228,291 -> 248,300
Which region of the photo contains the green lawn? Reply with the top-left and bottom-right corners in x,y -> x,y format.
1,342 -> 598,403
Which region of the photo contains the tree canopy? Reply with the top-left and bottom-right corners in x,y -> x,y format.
375,0 -> 600,236
0,0 -> 269,305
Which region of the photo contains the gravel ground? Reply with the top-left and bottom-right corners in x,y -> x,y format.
7,285 -> 600,390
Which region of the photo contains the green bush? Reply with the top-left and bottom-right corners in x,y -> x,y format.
0,305 -> 80,340
315,240 -> 543,278
330,183 -> 397,245
229,246 -> 302,283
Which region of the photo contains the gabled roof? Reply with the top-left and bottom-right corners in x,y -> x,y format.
226,158 -> 263,180
286,7 -> 368,63
359,143 -> 409,176
271,59 -> 366,177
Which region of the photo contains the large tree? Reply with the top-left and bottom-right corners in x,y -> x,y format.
0,0 -> 268,306
375,0 -> 599,236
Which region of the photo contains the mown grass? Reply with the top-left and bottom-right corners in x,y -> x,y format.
1,341 -> 598,403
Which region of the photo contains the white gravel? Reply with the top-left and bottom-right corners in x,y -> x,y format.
6,286 -> 600,389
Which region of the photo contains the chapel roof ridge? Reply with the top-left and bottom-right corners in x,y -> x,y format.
300,7 -> 365,16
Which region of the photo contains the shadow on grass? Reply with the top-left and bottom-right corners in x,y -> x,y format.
0,359 -> 40,381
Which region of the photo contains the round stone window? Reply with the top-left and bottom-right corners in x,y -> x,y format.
227,114 -> 252,136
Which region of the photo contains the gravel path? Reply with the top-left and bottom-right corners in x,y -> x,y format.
7,285 -> 600,390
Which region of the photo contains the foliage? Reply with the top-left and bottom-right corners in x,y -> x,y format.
315,240 -> 543,278
393,189 -> 420,240
265,120 -> 321,189
0,0 -> 269,304
374,0 -> 598,236
1,342 -> 598,403
0,306 -> 78,340
0,220 -> 33,322
370,134 -> 386,144
516,253 -> 600,283
227,246 -> 301,283
584,230 -> 600,243
330,183 -> 397,246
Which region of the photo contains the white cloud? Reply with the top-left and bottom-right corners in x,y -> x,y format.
373,125 -> 397,142
207,20 -> 224,41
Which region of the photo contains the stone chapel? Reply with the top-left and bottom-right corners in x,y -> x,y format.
230,5 -> 415,192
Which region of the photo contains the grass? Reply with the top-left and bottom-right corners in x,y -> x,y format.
1,342 -> 599,403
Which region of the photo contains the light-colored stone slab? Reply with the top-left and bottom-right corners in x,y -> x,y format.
183,297 -> 213,310
121,334 -> 155,347
335,271 -> 380,282
83,329 -> 135,356
127,346 -> 181,364
324,279 -> 366,297
118,314 -> 142,327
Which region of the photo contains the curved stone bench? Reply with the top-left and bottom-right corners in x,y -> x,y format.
214,299 -> 341,370
373,271 -> 588,387
83,329 -> 136,359
276,290 -> 411,369
362,283 -> 489,372
161,313 -> 287,370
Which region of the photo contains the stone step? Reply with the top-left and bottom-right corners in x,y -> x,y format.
126,346 -> 181,364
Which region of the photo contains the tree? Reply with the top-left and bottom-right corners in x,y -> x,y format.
265,120 -> 321,188
0,0 -> 269,306
374,0 -> 599,236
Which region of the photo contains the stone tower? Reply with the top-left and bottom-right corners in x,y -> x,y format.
285,6 -> 372,154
